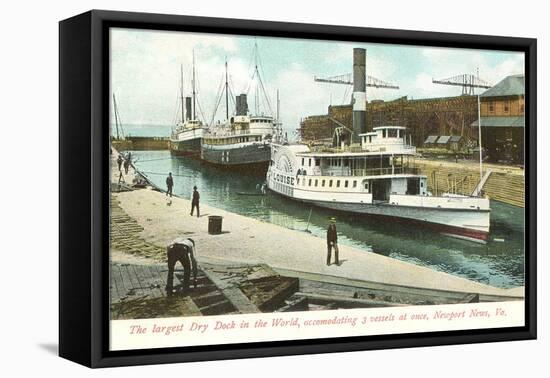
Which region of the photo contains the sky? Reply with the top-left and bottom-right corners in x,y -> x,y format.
110,27 -> 524,137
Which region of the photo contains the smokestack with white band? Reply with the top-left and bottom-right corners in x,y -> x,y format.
352,48 -> 366,143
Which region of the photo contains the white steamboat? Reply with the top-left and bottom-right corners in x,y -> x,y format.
202,44 -> 283,173
267,126 -> 490,242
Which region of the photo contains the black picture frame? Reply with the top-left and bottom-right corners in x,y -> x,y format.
59,9 -> 537,368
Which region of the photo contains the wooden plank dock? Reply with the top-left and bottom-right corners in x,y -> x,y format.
110,256 -> 522,320
110,262 -> 237,320
110,259 -> 302,319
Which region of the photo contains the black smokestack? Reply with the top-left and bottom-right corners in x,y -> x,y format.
185,97 -> 192,120
236,94 -> 248,116
352,48 -> 366,143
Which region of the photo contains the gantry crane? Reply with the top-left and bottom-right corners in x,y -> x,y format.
432,73 -> 492,95
314,73 -> 399,89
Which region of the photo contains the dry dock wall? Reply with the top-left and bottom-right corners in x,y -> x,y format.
300,95 -> 478,147
112,137 -> 169,151
416,159 -> 525,208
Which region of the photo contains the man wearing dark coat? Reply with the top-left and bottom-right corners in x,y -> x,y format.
166,172 -> 174,197
326,217 -> 339,266
123,158 -> 130,174
190,186 -> 200,217
117,155 -> 123,172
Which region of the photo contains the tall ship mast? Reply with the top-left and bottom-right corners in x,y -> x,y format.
112,93 -> 125,141
267,48 -> 491,242
201,43 -> 283,174
169,51 -> 204,156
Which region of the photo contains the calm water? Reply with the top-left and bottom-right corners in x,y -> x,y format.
131,150 -> 525,289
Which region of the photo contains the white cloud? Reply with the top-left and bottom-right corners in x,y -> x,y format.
110,28 -> 241,126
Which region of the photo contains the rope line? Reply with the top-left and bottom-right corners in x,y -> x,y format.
138,170 -> 196,178
133,157 -> 175,163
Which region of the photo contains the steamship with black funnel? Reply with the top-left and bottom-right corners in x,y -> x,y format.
267,48 -> 491,242
170,55 -> 204,156
201,47 -> 283,174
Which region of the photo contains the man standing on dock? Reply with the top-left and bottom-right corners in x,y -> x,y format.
123,157 -> 130,174
166,172 -> 174,198
190,186 -> 200,217
117,155 -> 123,172
326,218 -> 339,266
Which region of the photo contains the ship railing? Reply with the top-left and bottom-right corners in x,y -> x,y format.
308,145 -> 416,154
348,167 -> 420,176
309,145 -> 364,153
206,129 -> 249,137
205,129 -> 270,137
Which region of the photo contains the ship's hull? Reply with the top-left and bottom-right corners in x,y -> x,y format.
267,180 -> 490,242
315,198 -> 487,242
169,137 -> 201,156
201,142 -> 271,175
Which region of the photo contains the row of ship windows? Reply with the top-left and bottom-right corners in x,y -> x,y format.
300,157 -> 382,167
297,177 -> 366,189
302,158 -> 344,167
204,136 -> 261,144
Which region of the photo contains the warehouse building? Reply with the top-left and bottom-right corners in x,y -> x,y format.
471,74 -> 525,164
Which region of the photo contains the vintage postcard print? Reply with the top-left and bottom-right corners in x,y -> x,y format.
109,27 -> 526,351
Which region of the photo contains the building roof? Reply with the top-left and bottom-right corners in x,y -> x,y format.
424,135 -> 438,144
481,74 -> 524,98
437,136 -> 451,144
470,116 -> 525,128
